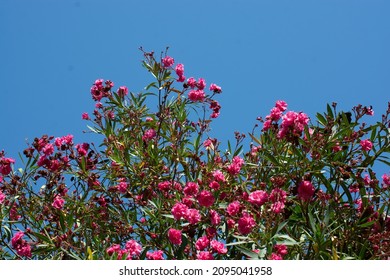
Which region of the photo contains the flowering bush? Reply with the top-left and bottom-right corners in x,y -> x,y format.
0,48 -> 390,260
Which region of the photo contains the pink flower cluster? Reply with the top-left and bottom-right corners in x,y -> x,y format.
162,56 -> 175,68
106,239 -> 142,260
146,250 -> 164,260
269,244 -> 288,260
52,195 -> 65,210
360,139 -> 373,151
262,101 -> 309,140
90,79 -> 114,101
237,212 -> 256,235
168,228 -> 182,245
11,232 -> 32,258
297,180 -> 315,201
382,174 -> 390,189
0,190 -> 5,204
175,64 -> 185,82
171,202 -> 201,225
227,156 -> 244,176
0,156 -> 15,176
142,129 -> 156,142
195,236 -> 227,259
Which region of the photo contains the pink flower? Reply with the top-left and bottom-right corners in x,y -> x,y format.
269,188 -> 287,214
262,120 -> 272,131
209,100 -> 221,118
197,251 -> 214,260
195,236 -> 210,251
142,129 -> 156,142
158,181 -> 171,192
0,157 -> 15,175
91,85 -> 104,101
54,134 -> 73,148
248,190 -> 269,206
209,181 -> 220,190
188,90 -> 205,102
383,174 -> 390,185
76,143 -> 89,156
52,195 -> 65,210
0,190 -> 5,204
297,180 -> 315,201
212,170 -> 226,182
269,253 -> 283,260
171,202 -> 189,220
203,138 -> 215,149
146,250 -> 164,260
184,182 -> 199,196
168,228 -> 182,245
42,143 -> 54,156
382,174 -> 390,189
82,112 -> 90,120
185,208 -> 201,224
237,212 -> 256,235
106,244 -> 121,256
274,244 -> 288,257
226,201 -> 241,216
175,63 -> 185,82
162,56 -> 175,68
209,83 -> 222,93
210,240 -> 227,254
209,209 -> 221,226
269,107 -> 283,121
275,100 -> 288,112
196,78 -> 206,90
360,139 -> 373,151
11,232 -> 32,258
117,181 -> 129,194
125,240 -> 142,258
186,77 -> 197,88
118,86 -> 128,97
227,156 -> 244,176
198,190 -> 215,207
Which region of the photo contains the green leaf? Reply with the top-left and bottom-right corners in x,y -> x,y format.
316,113 -> 327,127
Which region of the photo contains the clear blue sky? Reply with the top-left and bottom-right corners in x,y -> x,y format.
1,0 -> 389,175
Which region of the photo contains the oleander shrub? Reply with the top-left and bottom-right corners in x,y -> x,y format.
1,48 -> 389,260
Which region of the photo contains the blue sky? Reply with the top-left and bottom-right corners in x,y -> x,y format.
1,0 -> 389,175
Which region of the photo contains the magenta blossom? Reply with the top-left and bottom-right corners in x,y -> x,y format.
248,190 -> 269,206
183,182 -> 199,196
171,202 -> 189,220
0,157 -> 15,176
210,240 -> 227,254
0,190 -> 5,204
237,212 -> 256,235
198,190 -> 215,207
118,86 -> 128,97
146,250 -> 164,260
185,208 -> 202,224
142,129 -> 156,142
196,78 -> 206,90
168,228 -> 182,245
52,195 -> 65,210
297,180 -> 315,201
162,56 -> 175,68
82,112 -> 90,120
226,201 -> 241,216
197,251 -> 214,260
195,235 -> 210,251
209,83 -> 222,93
175,63 -> 185,82
11,232 -> 32,258
360,139 -> 373,151
188,90 -> 205,102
